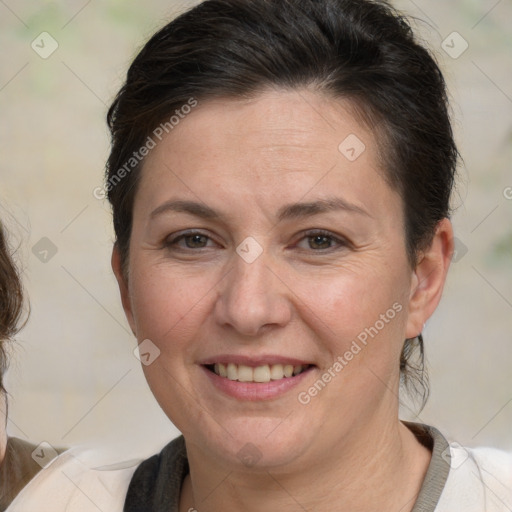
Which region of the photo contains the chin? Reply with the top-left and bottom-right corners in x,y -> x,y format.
189,414 -> 315,471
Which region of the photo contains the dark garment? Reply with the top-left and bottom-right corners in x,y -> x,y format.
0,437 -> 44,511
124,422 -> 450,512
125,434 -> 188,512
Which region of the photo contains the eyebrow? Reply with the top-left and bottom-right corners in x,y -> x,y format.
150,196 -> 371,222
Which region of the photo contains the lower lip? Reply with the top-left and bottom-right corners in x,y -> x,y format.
200,365 -> 315,401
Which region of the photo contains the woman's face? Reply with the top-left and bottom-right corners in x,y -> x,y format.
114,89 -> 440,471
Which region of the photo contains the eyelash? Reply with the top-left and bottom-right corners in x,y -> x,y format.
164,229 -> 348,253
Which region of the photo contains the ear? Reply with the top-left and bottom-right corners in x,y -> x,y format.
111,244 -> 136,336
405,218 -> 454,339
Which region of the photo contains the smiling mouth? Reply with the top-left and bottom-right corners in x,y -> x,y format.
204,363 -> 312,383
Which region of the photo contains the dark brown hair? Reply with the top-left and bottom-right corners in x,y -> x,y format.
105,0 -> 458,407
0,223 -> 24,395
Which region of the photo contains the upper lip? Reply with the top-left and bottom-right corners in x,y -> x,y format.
198,354 -> 315,367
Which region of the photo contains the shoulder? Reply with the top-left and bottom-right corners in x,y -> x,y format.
436,442 -> 512,512
470,445 -> 512,477
0,438 -> 42,508
6,446 -> 141,512
469,445 -> 512,505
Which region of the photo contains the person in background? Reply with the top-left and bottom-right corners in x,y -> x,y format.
0,219 -> 138,512
0,220 -> 42,510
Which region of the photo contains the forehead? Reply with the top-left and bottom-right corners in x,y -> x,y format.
155,90 -> 371,159
136,88 -> 396,217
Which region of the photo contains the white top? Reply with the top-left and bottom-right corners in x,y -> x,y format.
6,447 -> 140,512
6,441 -> 512,511
436,443 -> 512,511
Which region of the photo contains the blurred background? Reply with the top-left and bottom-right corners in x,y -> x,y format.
0,0 -> 511,461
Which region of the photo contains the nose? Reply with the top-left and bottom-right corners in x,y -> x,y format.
214,249 -> 292,338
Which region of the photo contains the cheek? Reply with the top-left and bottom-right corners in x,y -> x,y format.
128,261 -> 218,354
295,261 -> 410,393
304,274 -> 407,384
302,262 -> 408,336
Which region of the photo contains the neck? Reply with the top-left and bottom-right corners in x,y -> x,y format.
180,417 -> 431,512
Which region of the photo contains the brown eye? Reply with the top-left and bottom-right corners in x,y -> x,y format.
165,232 -> 213,250
182,234 -> 209,248
308,234 -> 333,250
296,230 -> 348,252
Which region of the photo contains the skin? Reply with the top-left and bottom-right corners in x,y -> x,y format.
113,88 -> 454,512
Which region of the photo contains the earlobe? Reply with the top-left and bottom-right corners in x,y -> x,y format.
405,218 -> 454,339
111,244 -> 137,336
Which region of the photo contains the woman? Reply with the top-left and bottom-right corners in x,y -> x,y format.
1,217 -> 138,510
0,221 -> 42,509
105,0 -> 511,510
1,219 -> 138,512
8,0 -> 512,510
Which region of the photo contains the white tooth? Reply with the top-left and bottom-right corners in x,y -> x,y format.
253,365 -> 271,383
218,363 -> 227,378
237,364 -> 254,382
220,363 -> 301,381
270,364 -> 285,380
227,363 -> 238,381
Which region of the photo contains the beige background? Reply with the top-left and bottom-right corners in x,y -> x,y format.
0,0 -> 511,462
